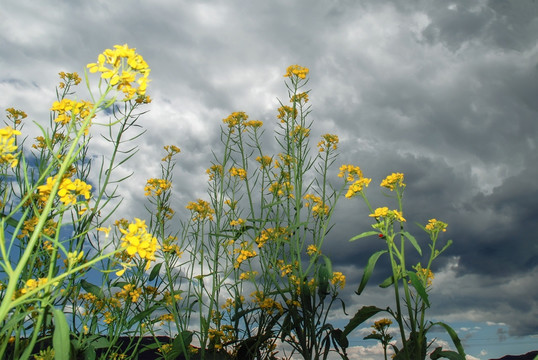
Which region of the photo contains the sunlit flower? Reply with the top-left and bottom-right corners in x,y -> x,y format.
372,318 -> 392,332
119,218 -> 160,269
256,155 -> 272,169
0,126 -> 22,168
207,164 -> 224,181
380,172 -> 405,191
290,92 -> 309,103
277,105 -> 297,123
87,44 -> 150,100
234,241 -> 257,268
230,218 -> 245,227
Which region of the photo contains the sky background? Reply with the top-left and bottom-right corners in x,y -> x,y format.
1,1 -> 538,359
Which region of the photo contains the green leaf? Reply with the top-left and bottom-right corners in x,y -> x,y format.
431,322 -> 466,357
148,262 -> 162,281
439,239 -> 453,255
379,275 -> 394,288
52,308 -> 70,360
430,347 -> 466,360
350,231 -> 379,242
401,231 -> 421,255
363,333 -> 383,341
126,305 -> 158,328
407,271 -> 430,307
343,305 -> 386,337
81,279 -> 104,299
169,331 -> 193,357
332,328 -> 349,349
356,250 -> 388,295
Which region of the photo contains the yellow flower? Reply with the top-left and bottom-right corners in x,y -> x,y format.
37,176 -> 92,206
306,244 -> 320,256
303,194 -> 329,217
317,134 -> 339,152
425,218 -> 448,233
373,318 -> 392,332
230,218 -> 245,227
290,92 -> 309,103
229,166 -> 247,180
207,164 -> 223,181
222,111 -> 248,131
331,272 -> 346,289
119,218 -> 160,269
186,199 -> 215,222
380,172 -> 405,191
284,65 -> 309,79
0,126 -> 22,168
256,155 -> 272,169
369,207 -> 389,219
162,145 -> 181,162
234,241 -> 257,268
6,107 -> 27,124
345,178 -> 372,198
87,44 -> 150,101
277,105 -> 297,122
144,178 -> 172,197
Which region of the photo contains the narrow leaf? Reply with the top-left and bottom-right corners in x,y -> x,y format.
81,279 -> 104,299
349,231 -> 379,242
52,308 -> 70,360
343,306 -> 386,337
379,275 -> 394,288
401,231 -> 422,255
148,262 -> 162,281
127,305 -> 158,328
407,272 -> 430,307
432,321 -> 466,357
356,250 -> 387,295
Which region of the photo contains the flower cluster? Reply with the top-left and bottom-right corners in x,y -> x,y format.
331,271 -> 346,289
255,227 -> 289,248
234,241 -> 257,268
37,176 -> 92,208
414,264 -> 435,287
58,71 -> 82,88
306,244 -> 320,256
425,218 -> 448,233
51,98 -> 95,128
256,155 -> 273,169
369,207 -> 406,223
251,291 -> 284,316
186,199 -> 215,222
303,194 -> 329,218
277,105 -> 298,123
144,178 -> 172,197
372,318 -> 392,332
119,218 -> 160,270
290,92 -> 309,104
87,44 -> 150,100
284,65 -> 309,79
222,111 -> 249,132
6,107 -> 27,124
380,172 -> 405,191
317,133 -> 339,152
0,126 -> 21,168
338,165 -> 372,198
207,164 -> 224,181
229,166 -> 247,180
161,144 -> 181,162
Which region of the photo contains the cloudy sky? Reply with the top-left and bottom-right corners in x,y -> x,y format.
2,1 -> 538,359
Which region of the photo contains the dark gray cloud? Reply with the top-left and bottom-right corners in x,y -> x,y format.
2,0 -> 537,355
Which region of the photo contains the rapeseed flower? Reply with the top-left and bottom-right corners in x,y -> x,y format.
229,166 -> 247,180
317,133 -> 339,152
331,271 -> 346,289
380,172 -> 405,191
144,178 -> 172,197
0,126 -> 22,168
425,218 -> 448,233
87,44 -> 150,100
284,65 -> 309,79
186,199 -> 215,221
119,218 -> 160,270
304,194 -> 329,217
